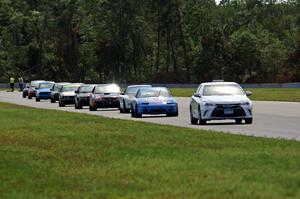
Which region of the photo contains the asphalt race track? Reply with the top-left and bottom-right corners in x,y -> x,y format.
1,91 -> 300,140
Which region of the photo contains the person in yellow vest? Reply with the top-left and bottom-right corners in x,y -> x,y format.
9,77 -> 15,92
18,76 -> 24,91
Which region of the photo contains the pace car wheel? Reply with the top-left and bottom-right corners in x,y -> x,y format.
198,106 -> 206,125
123,100 -> 130,113
28,94 -> 32,99
23,93 -> 26,98
51,98 -> 55,103
245,118 -> 253,124
190,107 -> 198,125
36,97 -> 40,102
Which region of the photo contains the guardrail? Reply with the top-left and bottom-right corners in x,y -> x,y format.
1,82 -> 300,89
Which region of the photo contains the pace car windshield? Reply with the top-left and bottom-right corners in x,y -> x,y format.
95,85 -> 121,94
137,88 -> 170,98
203,85 -> 245,96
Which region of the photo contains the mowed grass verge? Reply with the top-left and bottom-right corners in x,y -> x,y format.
1,103 -> 300,198
170,88 -> 300,102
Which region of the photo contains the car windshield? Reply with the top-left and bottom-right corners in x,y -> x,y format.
62,86 -> 79,92
202,84 -> 245,96
137,88 -> 170,98
79,85 -> 94,93
125,86 -> 151,95
31,82 -> 42,87
38,83 -> 54,89
94,85 -> 120,94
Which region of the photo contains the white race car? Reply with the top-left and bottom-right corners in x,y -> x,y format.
119,85 -> 152,113
190,81 -> 253,125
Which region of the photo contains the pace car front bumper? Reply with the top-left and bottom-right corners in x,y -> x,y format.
202,104 -> 252,120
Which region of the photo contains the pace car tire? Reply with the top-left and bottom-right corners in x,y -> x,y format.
36,97 -> 40,102
190,107 -> 198,125
89,103 -> 97,111
245,118 -> 253,124
51,98 -> 55,103
28,94 -> 32,99
23,93 -> 26,98
198,106 -> 206,125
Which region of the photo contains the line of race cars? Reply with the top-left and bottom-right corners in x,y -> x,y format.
22,80 -> 253,124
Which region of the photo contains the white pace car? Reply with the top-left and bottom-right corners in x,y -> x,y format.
119,85 -> 152,113
190,81 -> 253,125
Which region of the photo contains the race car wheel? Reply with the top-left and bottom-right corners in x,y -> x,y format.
131,105 -> 135,117
190,107 -> 198,125
28,94 -> 32,99
135,105 -> 142,118
235,119 -> 242,124
36,97 -> 40,102
59,100 -> 65,107
89,104 -> 97,111
245,118 -> 253,124
123,100 -> 130,113
51,98 -> 55,103
23,93 -> 26,98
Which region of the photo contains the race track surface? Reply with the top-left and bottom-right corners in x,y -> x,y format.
1,91 -> 300,140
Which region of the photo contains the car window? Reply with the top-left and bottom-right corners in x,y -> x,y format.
62,86 -> 79,92
39,83 -> 54,89
79,85 -> 94,93
125,86 -> 151,95
203,85 -> 245,96
94,85 -> 120,94
137,88 -> 170,98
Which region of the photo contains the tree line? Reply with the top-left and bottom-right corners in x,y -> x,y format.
0,0 -> 300,83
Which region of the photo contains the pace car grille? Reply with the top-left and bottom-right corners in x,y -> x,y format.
211,104 -> 245,117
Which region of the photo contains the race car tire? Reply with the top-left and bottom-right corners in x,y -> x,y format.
245,118 -> 253,124
36,97 -> 40,102
198,106 -> 206,125
235,119 -> 242,124
190,107 -> 198,125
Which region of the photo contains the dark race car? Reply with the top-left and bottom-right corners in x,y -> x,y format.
58,83 -> 83,107
22,83 -> 30,98
50,82 -> 70,103
89,84 -> 121,111
75,84 -> 95,109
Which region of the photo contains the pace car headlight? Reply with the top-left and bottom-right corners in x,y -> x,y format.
240,102 -> 250,106
204,103 -> 216,107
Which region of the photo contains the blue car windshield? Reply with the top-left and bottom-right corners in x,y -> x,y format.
137,88 -> 170,98
203,85 -> 245,96
39,83 -> 54,89
125,86 -> 151,95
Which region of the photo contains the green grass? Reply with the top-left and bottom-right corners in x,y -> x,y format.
170,88 -> 300,102
1,103 -> 300,198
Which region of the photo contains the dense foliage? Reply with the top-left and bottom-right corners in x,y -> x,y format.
0,0 -> 300,83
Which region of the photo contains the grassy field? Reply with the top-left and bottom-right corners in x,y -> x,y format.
170,88 -> 300,102
1,103 -> 300,198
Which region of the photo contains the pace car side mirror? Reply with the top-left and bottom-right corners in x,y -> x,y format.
120,92 -> 124,95
193,93 -> 201,98
245,91 -> 252,96
75,90 -> 79,94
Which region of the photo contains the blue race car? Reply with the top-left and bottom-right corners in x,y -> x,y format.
131,87 -> 178,118
36,81 -> 55,102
